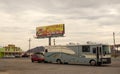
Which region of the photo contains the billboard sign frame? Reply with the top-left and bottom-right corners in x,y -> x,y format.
36,24 -> 65,38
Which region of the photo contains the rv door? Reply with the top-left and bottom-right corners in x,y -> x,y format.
96,47 -> 102,65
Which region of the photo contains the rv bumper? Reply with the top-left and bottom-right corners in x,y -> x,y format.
101,58 -> 111,64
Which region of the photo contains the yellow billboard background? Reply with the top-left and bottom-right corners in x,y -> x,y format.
36,24 -> 65,38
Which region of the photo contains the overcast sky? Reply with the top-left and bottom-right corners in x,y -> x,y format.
0,0 -> 120,51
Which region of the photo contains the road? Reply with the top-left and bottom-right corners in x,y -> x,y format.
0,58 -> 120,74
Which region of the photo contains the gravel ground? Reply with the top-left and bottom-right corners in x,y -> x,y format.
0,57 -> 120,74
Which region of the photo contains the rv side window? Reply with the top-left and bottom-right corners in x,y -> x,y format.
93,48 -> 96,53
82,46 -> 90,52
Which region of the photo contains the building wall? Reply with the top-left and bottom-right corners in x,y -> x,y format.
0,44 -> 23,58
0,48 -> 5,58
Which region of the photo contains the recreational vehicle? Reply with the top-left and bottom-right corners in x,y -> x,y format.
44,44 -> 111,66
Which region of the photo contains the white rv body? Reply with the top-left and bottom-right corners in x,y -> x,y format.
44,44 -> 111,65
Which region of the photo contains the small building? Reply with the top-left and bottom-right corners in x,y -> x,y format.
0,44 -> 23,58
0,47 -> 5,58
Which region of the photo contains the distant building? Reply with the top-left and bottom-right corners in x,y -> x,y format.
0,44 -> 23,58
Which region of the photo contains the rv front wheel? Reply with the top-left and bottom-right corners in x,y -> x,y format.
90,60 -> 96,66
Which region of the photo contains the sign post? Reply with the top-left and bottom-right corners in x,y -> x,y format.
49,37 -> 51,46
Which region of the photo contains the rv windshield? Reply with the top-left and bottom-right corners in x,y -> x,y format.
102,45 -> 111,54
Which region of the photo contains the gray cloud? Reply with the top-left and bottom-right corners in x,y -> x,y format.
0,0 -> 120,50
1,0 -> 120,21
0,26 -> 25,33
1,0 -> 120,14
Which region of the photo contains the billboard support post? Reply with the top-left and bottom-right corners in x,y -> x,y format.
53,39 -> 55,46
49,37 -> 51,46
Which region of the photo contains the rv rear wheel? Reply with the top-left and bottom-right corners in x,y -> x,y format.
56,59 -> 62,64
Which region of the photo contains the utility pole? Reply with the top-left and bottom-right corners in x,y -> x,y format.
113,32 -> 116,57
113,32 -> 116,46
29,38 -> 31,57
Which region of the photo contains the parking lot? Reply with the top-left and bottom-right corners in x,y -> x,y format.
0,57 -> 120,74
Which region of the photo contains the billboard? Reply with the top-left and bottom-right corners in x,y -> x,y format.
36,24 -> 65,38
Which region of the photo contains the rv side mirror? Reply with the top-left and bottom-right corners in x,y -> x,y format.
104,51 -> 106,56
104,51 -> 106,55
